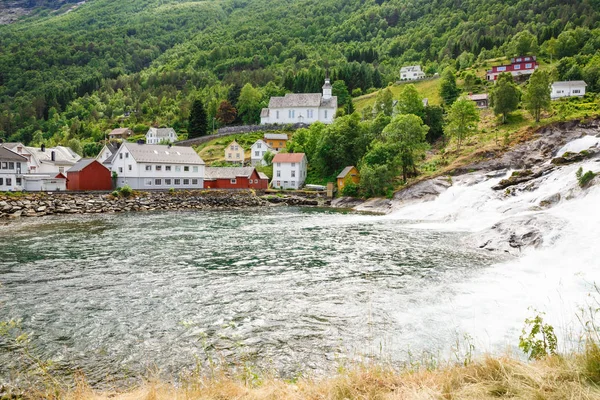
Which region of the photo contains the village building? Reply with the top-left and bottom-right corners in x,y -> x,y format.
108,142 -> 205,190
337,166 -> 360,192
468,93 -> 489,109
146,127 -> 177,145
1,143 -> 80,174
263,134 -> 288,152
551,81 -> 587,99
400,65 -> 425,81
67,159 -> 113,191
272,153 -> 307,190
225,140 -> 245,164
0,145 -> 27,191
204,167 -> 268,190
251,139 -> 275,166
21,173 -> 67,191
260,79 -> 337,125
486,56 -> 538,81
96,142 -> 121,165
108,128 -> 133,140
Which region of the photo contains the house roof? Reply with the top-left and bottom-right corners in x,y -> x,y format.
258,172 -> 269,180
337,166 -> 357,179
268,93 -> 337,108
272,153 -> 305,163
552,80 -> 587,87
122,143 -> 205,165
264,134 -> 288,140
400,65 -> 422,72
468,93 -> 489,101
147,127 -> 176,138
26,146 -> 81,165
109,128 -> 131,136
101,142 -> 121,165
260,108 -> 270,118
204,167 -> 255,180
68,158 -> 105,173
252,139 -> 273,149
0,145 -> 28,161
1,142 -> 25,150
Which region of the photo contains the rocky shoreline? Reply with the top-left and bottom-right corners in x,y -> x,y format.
0,190 -> 323,220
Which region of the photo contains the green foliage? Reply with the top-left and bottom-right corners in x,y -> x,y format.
463,71 -> 477,92
576,167 -> 597,187
490,73 -> 521,123
188,98 -> 208,138
373,88 -> 394,117
508,30 -> 539,57
216,100 -> 237,126
445,97 -> 480,151
118,184 -> 133,197
382,114 -> 429,182
263,150 -> 275,166
524,70 -> 551,122
237,83 -> 263,125
359,163 -> 393,198
423,105 -> 445,144
519,310 -> 558,360
341,176 -> 360,197
396,84 -> 424,119
440,67 -> 460,106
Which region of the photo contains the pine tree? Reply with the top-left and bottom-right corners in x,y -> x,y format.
188,98 -> 208,138
440,67 -> 460,106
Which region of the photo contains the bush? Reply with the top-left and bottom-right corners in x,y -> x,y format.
169,187 -> 175,194
119,185 -> 133,198
519,310 -> 557,360
341,181 -> 359,197
111,190 -> 119,197
576,167 -> 597,187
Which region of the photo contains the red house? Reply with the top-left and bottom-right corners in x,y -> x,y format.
67,159 -> 113,191
204,167 -> 268,189
486,56 -> 538,81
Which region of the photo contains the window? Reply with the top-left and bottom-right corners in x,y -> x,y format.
279,141 -> 283,146
119,167 -> 123,173
174,179 -> 181,185
276,111 -> 279,119
236,153 -> 240,159
128,165 -> 132,171
183,179 -> 190,185
1,162 -> 6,169
119,153 -> 123,159
192,179 -> 198,185
6,178 -> 11,186
525,63 -> 532,69
156,165 -> 162,171
228,152 -> 232,158
307,109 -> 313,118
230,178 -> 237,184
153,179 -> 161,185
291,171 -> 296,178
125,153 -> 129,158
145,165 -> 152,171
165,166 -> 171,171
165,179 -> 172,185
191,166 -> 197,172
288,110 -> 295,118
276,181 -> 280,187
16,178 -> 21,186
514,64 -> 520,70
291,163 -> 295,167
324,110 -> 328,119
573,90 -> 581,94
255,151 -> 260,156
277,170 -> 281,177
497,66 -> 506,72
0,178 -> 3,185
277,163 -> 281,167
516,58 -> 522,62
184,166 -> 189,172
145,179 -> 152,186
8,162 -> 14,170
291,181 -> 295,187
257,143 -> 262,149
525,57 -> 531,61
175,166 -> 181,172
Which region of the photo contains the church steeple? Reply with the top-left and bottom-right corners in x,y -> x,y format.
322,76 -> 332,100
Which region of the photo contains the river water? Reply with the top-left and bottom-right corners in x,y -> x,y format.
0,207 -> 500,384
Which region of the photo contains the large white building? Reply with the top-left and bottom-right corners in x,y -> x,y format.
0,145 -> 27,191
271,153 -> 307,190
551,81 -> 587,100
2,143 -> 80,174
146,127 -> 177,144
0,144 -> 68,191
260,79 -> 337,125
400,65 -> 425,81
108,142 -> 205,190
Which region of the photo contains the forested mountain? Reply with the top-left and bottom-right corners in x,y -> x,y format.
1,0 -> 600,149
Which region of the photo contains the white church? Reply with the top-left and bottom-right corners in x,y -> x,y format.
260,79 -> 338,125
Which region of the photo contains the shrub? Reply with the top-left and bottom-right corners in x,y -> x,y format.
119,185 -> 133,198
341,181 -> 359,197
576,167 -> 597,188
111,190 -> 119,198
519,310 -> 557,360
169,188 -> 175,194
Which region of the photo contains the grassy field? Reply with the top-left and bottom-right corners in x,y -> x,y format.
353,77 -> 443,113
194,132 -> 279,165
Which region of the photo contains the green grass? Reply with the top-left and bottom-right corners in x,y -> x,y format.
353,78 -> 442,113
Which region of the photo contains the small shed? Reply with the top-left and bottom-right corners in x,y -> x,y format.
204,167 -> 268,190
337,166 -> 360,192
468,93 -> 489,109
67,159 -> 112,191
108,128 -> 133,140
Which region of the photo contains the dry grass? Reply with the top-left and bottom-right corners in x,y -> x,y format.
45,351 -> 600,400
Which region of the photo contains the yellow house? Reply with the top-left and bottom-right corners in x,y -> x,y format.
337,166 -> 359,192
225,140 -> 245,164
264,133 -> 288,151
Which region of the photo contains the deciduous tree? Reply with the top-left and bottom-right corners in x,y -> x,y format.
490,73 -> 520,123
396,84 -> 424,119
445,97 -> 479,151
440,67 -> 460,106
382,114 -> 429,181
523,70 -> 551,123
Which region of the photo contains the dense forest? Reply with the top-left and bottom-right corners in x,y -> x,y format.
1,0 -> 600,150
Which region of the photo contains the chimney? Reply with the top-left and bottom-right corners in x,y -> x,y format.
137,139 -> 145,145
41,144 -> 46,152
51,151 -> 55,162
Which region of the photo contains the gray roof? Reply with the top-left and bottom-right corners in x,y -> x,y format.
68,158 -> 105,173
258,172 -> 269,180
109,128 -> 131,136
468,94 -> 489,101
400,65 -> 422,72
147,127 -> 177,138
337,166 -> 357,179
264,133 -> 288,140
123,143 -> 205,165
205,167 -> 255,180
0,145 -> 28,161
26,146 -> 80,165
552,80 -> 587,87
268,93 -> 337,108
260,108 -> 270,118
1,142 -> 24,150
102,142 -> 121,165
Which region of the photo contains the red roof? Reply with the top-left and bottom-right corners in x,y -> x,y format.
272,153 -> 305,163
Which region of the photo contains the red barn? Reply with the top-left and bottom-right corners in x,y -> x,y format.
67,159 -> 113,191
486,56 -> 538,81
204,167 -> 268,189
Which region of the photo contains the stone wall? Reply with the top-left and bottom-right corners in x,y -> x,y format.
175,123 -> 307,147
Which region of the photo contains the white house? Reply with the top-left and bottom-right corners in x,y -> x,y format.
21,145 -> 80,175
96,142 -> 121,165
551,81 -> 587,100
146,127 -> 177,144
260,79 -> 337,125
0,145 -> 27,191
400,65 -> 425,81
250,139 -> 276,166
0,144 -> 69,191
271,153 -> 307,189
109,142 -> 205,190
21,174 -> 67,192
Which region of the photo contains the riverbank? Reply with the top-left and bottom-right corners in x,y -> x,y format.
0,190 -> 324,219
